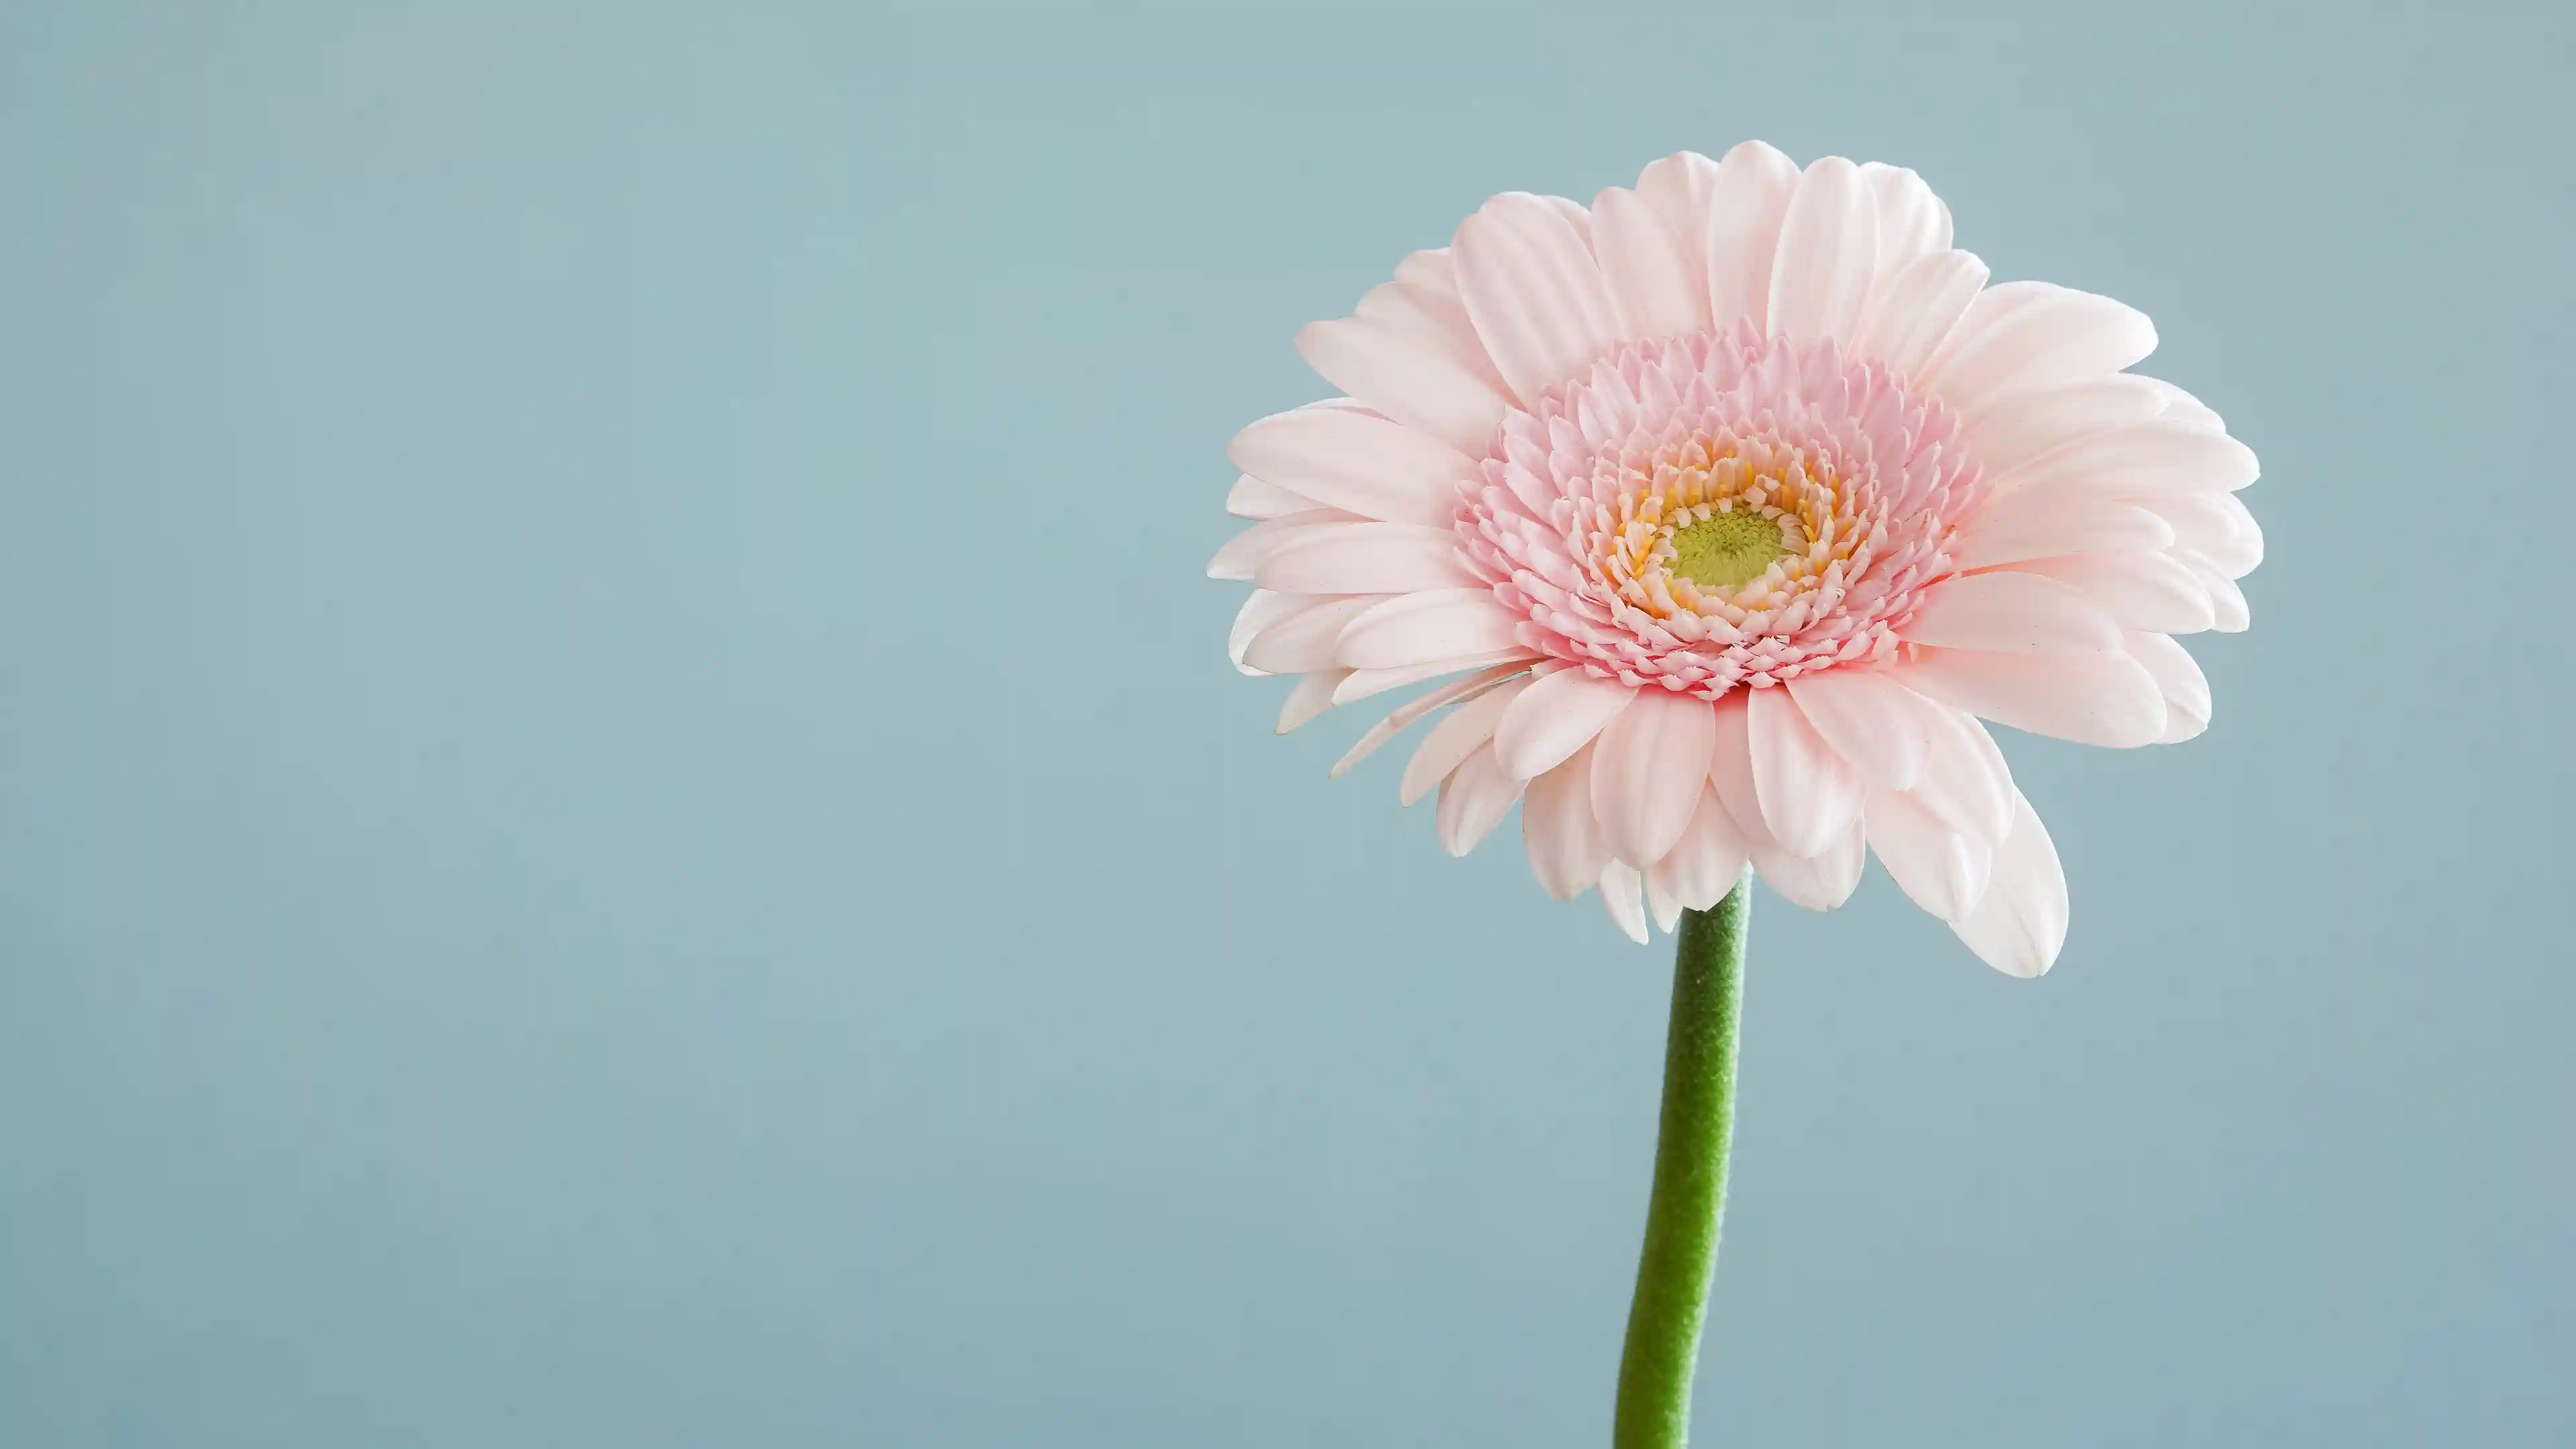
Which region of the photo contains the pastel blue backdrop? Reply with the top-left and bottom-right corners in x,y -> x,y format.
4,5 -> 2569,1446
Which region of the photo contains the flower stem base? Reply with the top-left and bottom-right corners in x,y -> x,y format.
1612,870 -> 1751,1449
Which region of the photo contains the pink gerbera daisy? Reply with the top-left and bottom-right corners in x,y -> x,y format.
1212,143 -> 2260,977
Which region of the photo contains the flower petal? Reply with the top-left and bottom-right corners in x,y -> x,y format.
1207,509 -> 1360,582
1747,684 -> 1863,857
1705,692 -> 1769,846
2178,550 -> 2251,632
1331,663 -> 1528,777
1600,861 -> 1652,944
1786,667 -> 1933,791
1228,588 -> 1301,677
1254,523 -> 1473,595
1243,594 -> 1391,674
1276,669 -> 1350,735
1334,651 -> 1531,706
1898,647 -> 2166,749
1452,192 -> 1621,407
1633,151 -> 1724,315
2144,490 -> 2263,578
1925,282 -> 2157,417
1860,162 -> 1951,274
1856,249 -> 1988,382
1650,786 -> 1754,914
1766,156 -> 1880,346
1646,871 -> 1685,935
1948,490 -> 2176,572
1225,474 -> 1316,521
1591,183 -> 1705,341
1294,317 -> 1511,460
1493,667 -> 1638,780
1950,794 -> 2068,977
1896,570 -> 2123,653
1334,588 -> 1525,669
1703,141 -> 1802,334
1228,406 -> 1468,527
1397,674 -> 1534,803
1590,687 -> 1719,867
1435,741 -> 1522,856
1866,786 -> 1994,923
2124,631 -> 2211,743
1912,705 -> 2015,846
1752,812 -> 1865,911
2015,551 -> 2217,634
1992,421 -> 2260,500
2142,376 -> 2226,433
1525,743 -> 1613,900
1964,375 -> 2169,473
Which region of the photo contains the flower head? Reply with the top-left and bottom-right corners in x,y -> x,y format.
1213,144 -> 2261,975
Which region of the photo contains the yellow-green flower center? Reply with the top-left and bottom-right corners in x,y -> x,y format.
1668,510 -> 1792,589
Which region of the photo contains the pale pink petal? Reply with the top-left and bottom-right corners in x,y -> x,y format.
1333,650 -> 1531,706
1913,278 -> 2043,384
1752,813 -> 1865,911
1786,667 -> 1933,790
1948,491 -> 2176,572
1276,669 -> 1350,734
1435,741 -> 1523,857
1225,474 -> 1316,521
1633,151 -> 1724,314
1334,588 -> 1525,670
1591,184 -> 1704,341
1705,693 -> 1769,846
1493,667 -> 1638,780
1646,872 -> 1685,935
1589,688 -> 1720,867
2141,376 -> 2226,433
1229,588 -> 1301,677
1254,522 -> 1474,596
1600,861 -> 1652,944
1992,421 -> 2260,500
1206,509 -> 1360,582
1923,282 -> 2157,417
1912,705 -> 2015,846
1525,743 -> 1614,900
1650,786 -> 1753,912
1766,157 -> 1880,345
2177,550 -> 2251,632
1859,162 -> 1951,273
2016,551 -> 2217,635
1398,674 -> 1534,804
1898,647 -> 2166,749
1452,193 -> 1621,406
1747,685 -> 1863,857
1964,376 -> 2169,473
2124,631 -> 2211,743
1331,663 -> 1529,778
1703,141 -> 1802,333
1295,314 -> 1511,458
1228,406 -> 1467,526
1377,250 -> 1517,388
1244,594 -> 1391,674
1865,786 -> 1994,923
2142,490 -> 2263,578
1855,250 -> 1988,382
1950,794 -> 2068,977
1896,570 -> 2123,653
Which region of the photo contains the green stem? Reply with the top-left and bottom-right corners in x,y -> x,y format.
1613,869 -> 1751,1449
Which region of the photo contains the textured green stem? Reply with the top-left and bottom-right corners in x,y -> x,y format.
1612,869 -> 1751,1449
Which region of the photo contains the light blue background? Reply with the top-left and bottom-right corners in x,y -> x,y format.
3,4 -> 2570,1445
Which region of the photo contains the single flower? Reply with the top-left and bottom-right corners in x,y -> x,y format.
1212,143 -> 2259,977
